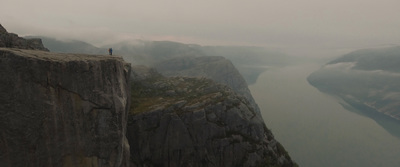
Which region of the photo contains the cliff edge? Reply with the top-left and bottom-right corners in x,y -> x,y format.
0,48 -> 131,167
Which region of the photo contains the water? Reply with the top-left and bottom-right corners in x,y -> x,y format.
249,63 -> 400,167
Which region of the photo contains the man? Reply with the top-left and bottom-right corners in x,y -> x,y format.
108,48 -> 113,55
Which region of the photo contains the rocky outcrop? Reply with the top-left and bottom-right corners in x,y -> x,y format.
127,66 -> 296,167
0,24 -> 48,51
0,48 -> 131,167
155,56 -> 260,113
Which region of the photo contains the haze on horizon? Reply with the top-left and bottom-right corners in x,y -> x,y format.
1,0 -> 400,57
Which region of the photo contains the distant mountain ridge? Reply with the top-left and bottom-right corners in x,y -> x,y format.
327,46 -> 400,72
308,46 -> 400,138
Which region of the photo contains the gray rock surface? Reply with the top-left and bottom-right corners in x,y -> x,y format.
0,48 -> 131,167
127,68 -> 296,167
0,24 -> 49,51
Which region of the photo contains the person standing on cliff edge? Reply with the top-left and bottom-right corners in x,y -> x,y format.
108,48 -> 113,55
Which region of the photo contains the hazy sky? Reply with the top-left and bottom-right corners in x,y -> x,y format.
1,0 -> 400,57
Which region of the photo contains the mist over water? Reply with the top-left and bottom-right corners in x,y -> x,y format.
249,62 -> 400,167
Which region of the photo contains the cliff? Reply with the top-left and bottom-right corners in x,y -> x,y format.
0,48 -> 131,166
0,24 -> 48,51
127,66 -> 297,167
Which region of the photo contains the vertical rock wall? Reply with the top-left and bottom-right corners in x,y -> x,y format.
0,48 -> 131,167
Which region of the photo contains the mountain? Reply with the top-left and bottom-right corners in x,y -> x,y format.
308,46 -> 400,138
327,46 -> 400,72
127,66 -> 297,166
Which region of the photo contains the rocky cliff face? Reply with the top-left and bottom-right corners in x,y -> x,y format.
0,48 -> 131,167
127,66 -> 296,167
0,24 -> 48,51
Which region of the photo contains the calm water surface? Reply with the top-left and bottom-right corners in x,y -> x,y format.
249,63 -> 400,167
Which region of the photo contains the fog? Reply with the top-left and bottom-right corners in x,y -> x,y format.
2,0 -> 400,57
